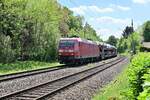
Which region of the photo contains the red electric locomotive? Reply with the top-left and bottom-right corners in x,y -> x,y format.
58,38 -> 100,64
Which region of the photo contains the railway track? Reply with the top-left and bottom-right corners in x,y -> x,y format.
0,57 -> 125,100
0,65 -> 67,82
0,57 -> 118,83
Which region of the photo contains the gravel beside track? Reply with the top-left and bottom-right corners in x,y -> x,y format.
0,57 -> 119,97
0,66 -> 66,82
47,57 -> 129,100
0,57 -> 124,100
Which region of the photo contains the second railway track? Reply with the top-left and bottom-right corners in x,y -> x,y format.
0,56 -> 125,100
0,65 -> 67,82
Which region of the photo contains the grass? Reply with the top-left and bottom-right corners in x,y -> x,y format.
0,61 -> 62,75
93,52 -> 150,100
120,52 -> 131,58
92,66 -> 129,100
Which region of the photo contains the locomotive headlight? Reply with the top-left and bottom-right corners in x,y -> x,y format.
59,50 -> 63,52
68,50 -> 74,52
71,53 -> 74,55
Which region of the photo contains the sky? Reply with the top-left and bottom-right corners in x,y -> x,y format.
58,0 -> 150,40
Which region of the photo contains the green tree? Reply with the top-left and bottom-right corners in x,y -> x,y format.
143,21 -> 150,42
107,35 -> 117,46
117,32 -> 141,54
0,0 -> 101,63
82,22 -> 101,41
0,0 -> 26,62
0,0 -> 62,62
67,15 -> 84,31
117,38 -> 127,53
127,32 -> 141,54
0,34 -> 16,63
122,26 -> 134,38
59,7 -> 70,37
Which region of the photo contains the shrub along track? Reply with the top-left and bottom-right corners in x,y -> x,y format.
0,65 -> 67,82
0,56 -> 125,100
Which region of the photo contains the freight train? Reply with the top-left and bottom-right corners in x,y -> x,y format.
58,38 -> 117,64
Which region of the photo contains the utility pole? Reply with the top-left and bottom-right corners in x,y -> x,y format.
131,19 -> 133,28
131,19 -> 136,55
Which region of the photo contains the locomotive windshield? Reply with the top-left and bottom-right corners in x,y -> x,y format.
59,40 -> 75,48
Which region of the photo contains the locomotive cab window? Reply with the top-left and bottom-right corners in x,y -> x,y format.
59,40 -> 75,48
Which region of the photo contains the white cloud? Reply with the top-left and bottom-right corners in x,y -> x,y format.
70,5 -> 130,15
70,6 -> 87,15
110,4 -> 131,11
70,5 -> 114,15
133,0 -> 150,4
96,28 -> 122,41
116,5 -> 130,11
89,16 -> 136,40
90,16 -> 131,25
88,6 -> 114,13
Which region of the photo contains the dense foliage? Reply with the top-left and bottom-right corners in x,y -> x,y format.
122,26 -> 134,39
0,0 -> 101,63
107,35 -> 118,46
117,32 -> 141,54
143,21 -> 150,42
124,53 -> 150,100
0,0 -> 62,62
138,68 -> 150,100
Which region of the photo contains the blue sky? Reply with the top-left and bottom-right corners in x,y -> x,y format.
58,0 -> 150,40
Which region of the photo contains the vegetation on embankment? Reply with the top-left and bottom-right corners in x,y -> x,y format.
0,0 -> 101,64
93,66 -> 129,100
93,52 -> 150,100
126,53 -> 150,100
0,61 -> 61,75
117,20 -> 150,54
117,32 -> 141,54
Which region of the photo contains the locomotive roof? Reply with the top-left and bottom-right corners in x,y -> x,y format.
60,38 -> 117,49
60,38 -> 82,41
60,38 -> 97,45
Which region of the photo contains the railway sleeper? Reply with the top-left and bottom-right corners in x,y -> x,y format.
18,94 -> 39,98
16,96 -> 36,100
0,57 -> 123,100
32,90 -> 49,93
24,92 -> 45,95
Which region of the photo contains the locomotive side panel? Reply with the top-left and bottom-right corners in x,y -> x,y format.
78,42 -> 100,59
58,38 -> 117,64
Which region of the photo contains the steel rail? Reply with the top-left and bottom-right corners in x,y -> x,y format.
0,57 -> 125,100
0,65 -> 67,82
0,57 -> 119,82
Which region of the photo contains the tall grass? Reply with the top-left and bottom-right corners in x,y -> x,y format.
93,52 -> 150,100
93,67 -> 129,100
0,61 -> 61,75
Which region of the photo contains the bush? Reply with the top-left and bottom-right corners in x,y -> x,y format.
117,32 -> 141,54
138,69 -> 150,100
0,34 -> 16,63
0,0 -> 101,63
143,21 -> 150,42
125,53 -> 150,99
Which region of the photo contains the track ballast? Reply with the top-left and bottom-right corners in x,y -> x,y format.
0,56 -> 125,100
0,65 -> 66,82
